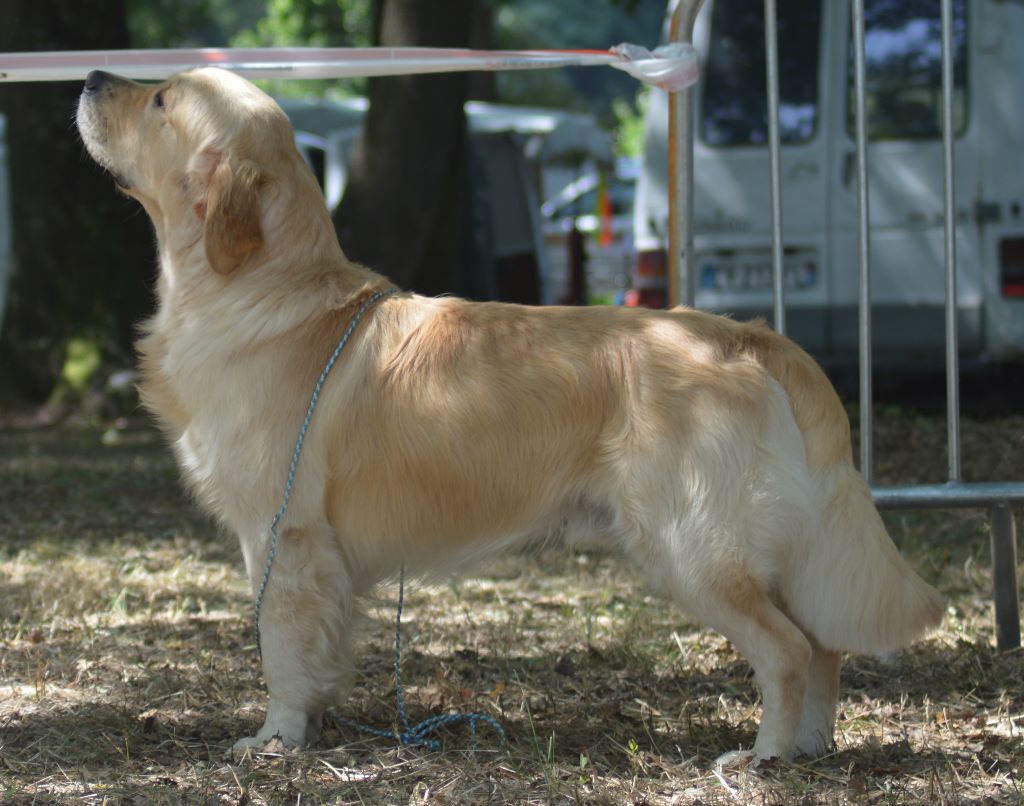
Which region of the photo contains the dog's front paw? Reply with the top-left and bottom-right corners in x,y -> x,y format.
714,748 -> 789,771
230,700 -> 322,759
714,749 -> 757,770
230,732 -> 303,760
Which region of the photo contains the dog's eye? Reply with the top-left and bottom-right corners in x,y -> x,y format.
154,90 -> 165,109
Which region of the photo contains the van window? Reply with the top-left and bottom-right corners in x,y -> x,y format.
701,0 -> 822,147
848,0 -> 968,141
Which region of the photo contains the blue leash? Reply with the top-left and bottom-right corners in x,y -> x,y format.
254,286 -> 397,655
253,285 -> 504,752
333,569 -> 506,751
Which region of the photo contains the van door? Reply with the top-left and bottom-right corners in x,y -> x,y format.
688,0 -> 831,353
974,0 -> 1024,360
825,0 -> 982,363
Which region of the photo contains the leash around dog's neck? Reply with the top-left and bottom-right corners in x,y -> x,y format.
253,286 -> 397,653
251,284 -> 504,752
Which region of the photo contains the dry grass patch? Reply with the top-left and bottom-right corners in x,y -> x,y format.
1,413 -> 1022,804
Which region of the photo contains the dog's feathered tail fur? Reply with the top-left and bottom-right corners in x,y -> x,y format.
790,461 -> 944,654
739,324 -> 944,654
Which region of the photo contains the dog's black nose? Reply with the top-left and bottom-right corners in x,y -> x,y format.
84,70 -> 112,94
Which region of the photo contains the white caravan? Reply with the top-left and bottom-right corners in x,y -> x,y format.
634,0 -> 1024,366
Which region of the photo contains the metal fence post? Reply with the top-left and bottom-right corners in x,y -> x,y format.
764,0 -> 785,335
990,505 -> 1021,651
667,0 -> 705,309
850,0 -> 874,484
941,0 -> 962,483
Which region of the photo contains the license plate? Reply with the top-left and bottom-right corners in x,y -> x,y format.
698,250 -> 818,292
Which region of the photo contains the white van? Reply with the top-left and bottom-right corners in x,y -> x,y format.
634,0 -> 1024,365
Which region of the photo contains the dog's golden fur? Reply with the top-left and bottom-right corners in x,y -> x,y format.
77,67 -> 942,763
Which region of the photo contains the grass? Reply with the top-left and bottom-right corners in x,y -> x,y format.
0,408 -> 1022,804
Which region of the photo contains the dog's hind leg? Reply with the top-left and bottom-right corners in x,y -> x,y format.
671,572 -> 812,764
233,525 -> 356,754
793,640 -> 840,757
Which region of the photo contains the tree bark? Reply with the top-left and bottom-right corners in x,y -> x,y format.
333,0 -> 478,297
0,0 -> 155,403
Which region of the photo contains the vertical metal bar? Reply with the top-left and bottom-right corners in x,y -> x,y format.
667,89 -> 685,307
941,0 -> 961,482
764,0 -> 785,334
668,0 -> 705,308
990,505 -> 1021,650
851,0 -> 873,483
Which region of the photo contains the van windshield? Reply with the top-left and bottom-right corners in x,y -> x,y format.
848,0 -> 968,141
701,0 -> 822,147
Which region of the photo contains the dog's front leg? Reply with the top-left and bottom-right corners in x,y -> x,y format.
233,525 -> 356,754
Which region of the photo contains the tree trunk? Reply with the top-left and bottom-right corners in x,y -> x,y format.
0,0 -> 155,404
333,0 -> 478,297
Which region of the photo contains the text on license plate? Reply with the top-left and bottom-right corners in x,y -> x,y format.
698,251 -> 818,292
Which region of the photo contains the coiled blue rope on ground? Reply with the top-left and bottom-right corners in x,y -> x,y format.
253,284 -> 505,752
333,570 -> 506,752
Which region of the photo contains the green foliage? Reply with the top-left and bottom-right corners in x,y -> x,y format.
229,0 -> 373,99
229,0 -> 373,48
61,337 -> 102,393
126,0 -> 265,47
611,85 -> 649,157
128,0 -> 372,50
127,0 -> 374,98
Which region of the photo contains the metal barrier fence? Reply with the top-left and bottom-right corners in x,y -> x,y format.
667,0 -> 1022,649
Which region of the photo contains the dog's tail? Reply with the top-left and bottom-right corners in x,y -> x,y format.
739,323 -> 944,653
786,460 -> 944,654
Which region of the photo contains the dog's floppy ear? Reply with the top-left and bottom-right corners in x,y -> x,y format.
194,147 -> 265,275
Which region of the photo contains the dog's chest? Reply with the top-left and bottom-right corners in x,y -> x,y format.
173,408 -> 298,536
142,342 -> 301,534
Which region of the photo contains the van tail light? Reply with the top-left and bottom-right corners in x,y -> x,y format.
626,249 -> 668,308
1000,237 -> 1024,298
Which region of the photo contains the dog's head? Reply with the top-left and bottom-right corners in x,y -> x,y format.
76,67 -> 309,275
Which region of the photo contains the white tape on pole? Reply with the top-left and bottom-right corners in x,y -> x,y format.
0,44 -> 697,92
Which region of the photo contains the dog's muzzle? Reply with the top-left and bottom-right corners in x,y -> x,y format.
76,71 -> 134,189
84,69 -> 112,95
83,69 -> 135,98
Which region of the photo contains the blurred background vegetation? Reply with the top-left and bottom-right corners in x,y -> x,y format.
0,0 -> 663,413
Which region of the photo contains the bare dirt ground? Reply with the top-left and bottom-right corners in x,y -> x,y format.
1,399 -> 1022,804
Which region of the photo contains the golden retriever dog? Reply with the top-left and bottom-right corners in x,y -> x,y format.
76,66 -> 942,763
